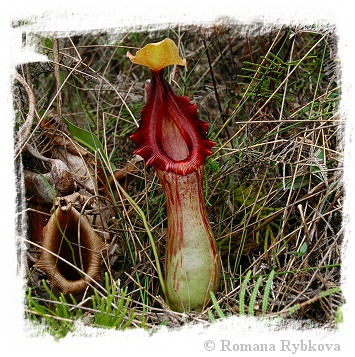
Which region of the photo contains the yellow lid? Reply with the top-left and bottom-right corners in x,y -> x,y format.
127,38 -> 186,71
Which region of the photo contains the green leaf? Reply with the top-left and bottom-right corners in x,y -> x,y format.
248,275 -> 263,316
207,309 -> 216,323
210,290 -> 225,319
319,286 -> 341,299
62,117 -> 102,153
60,70 -> 66,85
239,270 -> 252,315
262,270 -> 275,314
44,37 -> 53,49
299,242 -> 307,255
289,242 -> 307,258
62,117 -> 116,171
335,306 -> 343,324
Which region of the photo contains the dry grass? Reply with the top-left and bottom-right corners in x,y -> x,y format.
14,23 -> 344,337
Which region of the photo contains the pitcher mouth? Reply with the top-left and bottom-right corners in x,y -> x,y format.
130,69 -> 215,175
35,203 -> 107,296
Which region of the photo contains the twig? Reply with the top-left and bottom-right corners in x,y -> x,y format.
53,33 -> 62,117
267,287 -> 341,318
14,71 -> 36,155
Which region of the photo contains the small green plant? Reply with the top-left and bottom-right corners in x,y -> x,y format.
26,280 -> 82,340
26,273 -> 136,340
289,242 -> 308,258
208,291 -> 226,322
207,270 -> 341,323
207,269 -> 276,322
91,272 -> 136,329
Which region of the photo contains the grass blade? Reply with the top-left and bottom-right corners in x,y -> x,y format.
248,275 -> 263,316
239,270 -> 252,315
262,270 -> 275,314
209,290 -> 225,319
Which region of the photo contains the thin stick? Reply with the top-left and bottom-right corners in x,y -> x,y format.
53,33 -> 62,117
14,71 -> 36,155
